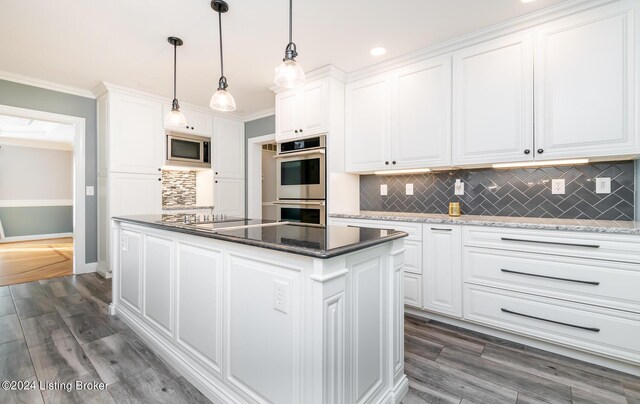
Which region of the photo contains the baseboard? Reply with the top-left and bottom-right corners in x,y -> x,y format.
76,261 -> 97,275
96,261 -> 112,279
0,232 -> 73,243
405,307 -> 640,377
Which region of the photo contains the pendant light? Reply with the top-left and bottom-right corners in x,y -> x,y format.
274,0 -> 305,89
210,0 -> 236,112
164,37 -> 188,127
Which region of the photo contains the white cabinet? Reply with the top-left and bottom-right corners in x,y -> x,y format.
346,56 -> 452,173
275,79 -> 329,141
213,117 -> 245,179
403,273 -> 422,308
214,178 -> 245,217
109,173 -> 162,217
163,105 -> 213,137
143,234 -> 173,335
534,1 -> 639,160
110,94 -> 164,174
423,225 -> 462,317
452,33 -> 534,166
391,56 -> 452,169
345,74 -> 390,172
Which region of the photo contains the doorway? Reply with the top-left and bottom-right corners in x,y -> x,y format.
247,133 -> 277,220
0,105 -> 87,286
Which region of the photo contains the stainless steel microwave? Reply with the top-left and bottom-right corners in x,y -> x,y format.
165,132 -> 211,169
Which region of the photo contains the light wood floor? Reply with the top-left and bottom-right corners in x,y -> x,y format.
0,238 -> 73,287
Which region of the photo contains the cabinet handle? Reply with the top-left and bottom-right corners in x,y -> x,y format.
215,180 -> 218,183
500,237 -> 600,249
500,269 -> 600,285
215,172 -> 218,175
385,161 -> 389,165
191,127 -> 195,130
157,178 -> 161,182
431,228 -> 452,231
158,168 -> 161,172
392,161 -> 397,165
537,148 -> 544,154
185,126 -> 189,129
300,129 -> 303,132
295,130 -> 299,133
524,149 -> 530,155
501,308 -> 600,332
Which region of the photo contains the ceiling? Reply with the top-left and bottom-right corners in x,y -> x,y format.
0,115 -> 74,145
0,0 -> 567,117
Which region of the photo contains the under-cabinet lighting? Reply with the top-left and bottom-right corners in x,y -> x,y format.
492,159 -> 589,169
373,168 -> 431,175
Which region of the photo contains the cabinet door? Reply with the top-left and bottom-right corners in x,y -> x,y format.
392,56 -> 452,169
110,173 -> 162,217
163,105 -> 213,137
534,2 -> 638,159
345,75 -> 391,173
213,117 -> 245,179
452,33 -> 534,166
143,234 -> 173,335
423,225 -> 462,317
275,90 -> 300,141
214,178 -> 245,217
301,79 -> 329,136
111,94 -> 163,174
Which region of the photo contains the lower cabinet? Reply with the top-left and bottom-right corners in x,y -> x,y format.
214,177 -> 245,218
403,273 -> 422,307
423,225 -> 462,317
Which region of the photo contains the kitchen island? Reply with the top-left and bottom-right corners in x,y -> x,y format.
110,215 -> 408,404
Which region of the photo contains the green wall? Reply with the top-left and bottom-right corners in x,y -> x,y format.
0,206 -> 73,237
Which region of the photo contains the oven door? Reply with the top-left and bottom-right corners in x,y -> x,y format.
276,150 -> 326,200
274,200 -> 326,226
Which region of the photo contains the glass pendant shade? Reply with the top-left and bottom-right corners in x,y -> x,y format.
210,88 -> 236,112
274,59 -> 305,89
164,107 -> 188,126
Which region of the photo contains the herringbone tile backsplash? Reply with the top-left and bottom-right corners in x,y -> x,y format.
360,161 -> 635,221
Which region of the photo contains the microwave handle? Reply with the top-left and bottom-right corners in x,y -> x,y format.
274,149 -> 325,159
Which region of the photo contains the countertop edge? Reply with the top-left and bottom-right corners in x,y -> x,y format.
330,213 -> 640,235
112,217 -> 409,259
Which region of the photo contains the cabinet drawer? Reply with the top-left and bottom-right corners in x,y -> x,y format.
403,239 -> 422,274
464,285 -> 640,364
463,226 -> 640,264
330,218 -> 422,240
404,274 -> 422,307
464,247 -> 640,313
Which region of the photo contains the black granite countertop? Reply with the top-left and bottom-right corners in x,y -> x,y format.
112,215 -> 407,259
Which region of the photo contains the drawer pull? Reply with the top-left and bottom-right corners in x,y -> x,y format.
500,237 -> 600,249
431,228 -> 452,231
500,308 -> 600,332
500,269 -> 600,286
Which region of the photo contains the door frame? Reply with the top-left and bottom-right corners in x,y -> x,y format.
246,133 -> 276,220
0,104 -> 89,274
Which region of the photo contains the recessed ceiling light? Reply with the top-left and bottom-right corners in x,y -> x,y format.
521,0 -> 536,3
370,47 -> 387,56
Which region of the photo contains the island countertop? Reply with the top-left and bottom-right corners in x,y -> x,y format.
330,211 -> 640,235
112,215 -> 408,258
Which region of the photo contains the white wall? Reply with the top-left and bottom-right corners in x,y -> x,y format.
0,144 -> 73,201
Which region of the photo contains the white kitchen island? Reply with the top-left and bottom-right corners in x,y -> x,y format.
110,216 -> 408,404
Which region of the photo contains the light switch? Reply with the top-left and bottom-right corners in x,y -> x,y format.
380,184 -> 388,196
86,186 -> 95,196
454,179 -> 464,196
406,183 -> 414,195
552,179 -> 565,195
596,177 -> 611,194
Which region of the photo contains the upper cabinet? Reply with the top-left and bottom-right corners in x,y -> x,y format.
534,1 -> 639,160
346,56 -> 452,173
275,79 -> 329,141
163,105 -> 214,137
452,33 -> 534,166
110,93 -> 164,174
213,117 -> 245,179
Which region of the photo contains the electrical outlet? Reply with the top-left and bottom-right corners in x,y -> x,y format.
85,186 -> 95,196
406,183 -> 414,195
552,179 -> 565,195
454,179 -> 464,196
121,236 -> 128,252
380,184 -> 388,196
273,280 -> 289,314
596,177 -> 611,194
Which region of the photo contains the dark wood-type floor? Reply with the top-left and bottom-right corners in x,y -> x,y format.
0,238 -> 73,287
1,274 -> 638,403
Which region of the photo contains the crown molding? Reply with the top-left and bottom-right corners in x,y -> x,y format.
0,70 -> 96,99
346,0 -> 620,82
0,137 -> 73,151
242,108 -> 275,122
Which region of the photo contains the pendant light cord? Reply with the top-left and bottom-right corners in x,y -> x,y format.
288,0 -> 293,45
173,42 -> 177,100
218,11 -> 224,78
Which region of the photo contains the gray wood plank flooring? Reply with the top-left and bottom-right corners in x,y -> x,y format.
0,274 -> 638,404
